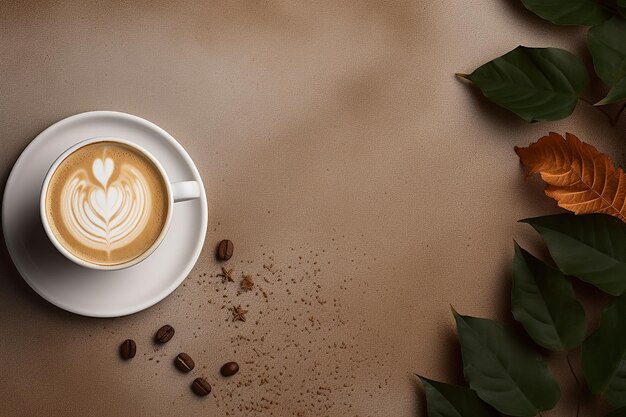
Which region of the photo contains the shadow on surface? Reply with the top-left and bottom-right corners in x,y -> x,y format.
0,132 -> 75,320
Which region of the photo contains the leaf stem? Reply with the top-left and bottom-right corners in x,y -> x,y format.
567,351 -> 581,417
455,73 -> 471,81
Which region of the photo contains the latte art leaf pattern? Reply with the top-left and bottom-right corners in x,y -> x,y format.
60,157 -> 152,256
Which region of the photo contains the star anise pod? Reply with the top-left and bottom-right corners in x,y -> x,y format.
240,275 -> 254,291
218,267 -> 234,283
231,305 -> 248,322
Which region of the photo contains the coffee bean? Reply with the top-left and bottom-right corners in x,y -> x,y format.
191,378 -> 211,397
216,239 -> 234,260
220,361 -> 239,377
155,324 -> 175,343
174,352 -> 195,373
119,339 -> 136,360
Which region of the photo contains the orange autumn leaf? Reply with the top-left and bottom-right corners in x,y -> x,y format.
515,132 -> 626,223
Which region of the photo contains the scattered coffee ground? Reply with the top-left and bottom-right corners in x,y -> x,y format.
119,339 -> 136,360
155,324 -> 175,343
174,352 -> 195,373
115,236 -> 394,412
191,377 -> 212,397
240,275 -> 254,290
220,361 -> 239,376
178,240 -> 394,414
216,239 -> 234,260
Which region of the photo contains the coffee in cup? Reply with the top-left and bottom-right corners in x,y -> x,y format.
43,140 -> 170,268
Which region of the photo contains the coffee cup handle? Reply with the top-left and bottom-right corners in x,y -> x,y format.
171,181 -> 201,203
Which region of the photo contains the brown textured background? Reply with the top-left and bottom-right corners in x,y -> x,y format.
0,1 -> 624,416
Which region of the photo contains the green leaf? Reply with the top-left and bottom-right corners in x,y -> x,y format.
588,17 -> 626,104
511,243 -> 586,351
582,295 -> 626,408
461,46 -> 589,122
453,312 -> 560,416
419,376 -> 500,417
608,407 -> 626,417
522,213 -> 626,296
520,0 -> 610,26
596,76 -> 626,105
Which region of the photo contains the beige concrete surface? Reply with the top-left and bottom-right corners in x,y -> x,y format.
1,1 -> 624,416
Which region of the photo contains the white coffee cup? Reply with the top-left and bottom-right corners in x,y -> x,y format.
40,137 -> 201,271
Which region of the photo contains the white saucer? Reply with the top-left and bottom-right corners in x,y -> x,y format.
2,111 -> 208,317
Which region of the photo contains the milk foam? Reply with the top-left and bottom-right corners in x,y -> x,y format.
59,156 -> 152,254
